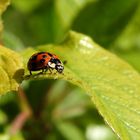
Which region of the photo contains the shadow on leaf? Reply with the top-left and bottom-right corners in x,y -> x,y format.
13,69 -> 25,83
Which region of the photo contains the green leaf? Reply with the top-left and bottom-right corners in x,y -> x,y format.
0,110 -> 7,124
115,50 -> 140,72
2,31 -> 25,51
112,3 -> 140,51
73,0 -> 138,47
11,0 -> 42,13
0,0 -> 10,35
4,0 -> 96,46
110,3 -> 140,72
53,0 -> 95,42
23,31 -> 140,139
56,121 -> 84,140
0,130 -> 25,140
52,88 -> 90,120
0,0 -> 10,15
0,45 -> 24,95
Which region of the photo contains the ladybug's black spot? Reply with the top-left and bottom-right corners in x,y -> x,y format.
47,53 -> 53,57
31,62 -> 37,67
31,55 -> 37,60
42,55 -> 47,58
38,52 -> 46,55
50,58 -> 61,64
40,59 -> 45,63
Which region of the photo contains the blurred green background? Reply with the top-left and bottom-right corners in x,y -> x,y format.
0,0 -> 140,139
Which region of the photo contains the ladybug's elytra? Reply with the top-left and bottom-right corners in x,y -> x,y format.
27,52 -> 64,75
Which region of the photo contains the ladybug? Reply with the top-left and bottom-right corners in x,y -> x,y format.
27,52 -> 64,75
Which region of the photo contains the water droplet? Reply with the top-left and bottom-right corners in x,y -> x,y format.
101,56 -> 109,61
80,39 -> 93,49
122,70 -> 135,79
78,37 -> 98,54
129,90 -> 134,94
122,86 -> 135,94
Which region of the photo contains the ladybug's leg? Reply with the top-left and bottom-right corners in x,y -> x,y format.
48,68 -> 53,74
42,69 -> 45,73
42,67 -> 48,74
29,71 -> 32,75
44,67 -> 48,72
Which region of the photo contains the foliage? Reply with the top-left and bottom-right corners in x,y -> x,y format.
0,45 -> 23,94
0,0 -> 140,140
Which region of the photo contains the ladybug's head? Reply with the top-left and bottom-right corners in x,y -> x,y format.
48,58 -> 64,73
55,64 -> 64,73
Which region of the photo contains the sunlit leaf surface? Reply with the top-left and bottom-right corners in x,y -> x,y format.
22,31 -> 140,139
0,45 -> 24,95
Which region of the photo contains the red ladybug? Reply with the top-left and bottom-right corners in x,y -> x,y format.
27,52 -> 64,75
